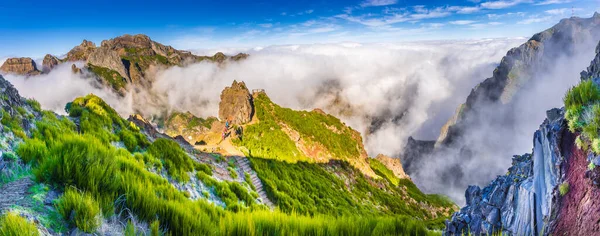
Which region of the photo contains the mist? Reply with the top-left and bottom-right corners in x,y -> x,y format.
408,35 -> 600,205
4,39 -> 533,203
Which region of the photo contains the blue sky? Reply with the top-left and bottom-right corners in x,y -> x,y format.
0,0 -> 598,58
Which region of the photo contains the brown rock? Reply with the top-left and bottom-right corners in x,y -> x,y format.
42,54 -> 60,73
218,80 -> 254,125
213,52 -> 227,63
71,64 -> 81,74
0,57 -> 40,76
375,154 -> 411,180
66,40 -> 96,61
87,47 -> 130,80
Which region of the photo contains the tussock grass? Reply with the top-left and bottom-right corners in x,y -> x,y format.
55,188 -> 101,233
0,212 -> 39,236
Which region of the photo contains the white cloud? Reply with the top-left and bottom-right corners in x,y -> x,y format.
481,0 -> 528,9
258,23 -> 273,28
450,20 -> 477,25
545,8 -> 581,15
360,0 -> 398,7
535,0 -> 572,5
518,15 -> 551,24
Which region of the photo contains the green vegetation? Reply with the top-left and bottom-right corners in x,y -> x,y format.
244,172 -> 256,191
148,138 -> 194,182
0,212 -> 39,236
249,157 -> 454,228
122,47 -> 170,67
564,80 -> 600,154
87,64 -> 127,91
589,162 -> 596,170
369,158 -> 400,186
1,108 -> 26,139
56,188 -> 101,233
11,94 -> 445,234
559,182 -> 570,196
167,112 -> 217,130
235,94 -> 361,162
228,167 -> 238,179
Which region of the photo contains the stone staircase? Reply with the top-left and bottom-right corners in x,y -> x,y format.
235,156 -> 274,208
0,177 -> 33,213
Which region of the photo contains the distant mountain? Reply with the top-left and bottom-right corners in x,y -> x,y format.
403,13 -> 600,187
445,35 -> 600,236
0,34 -> 249,94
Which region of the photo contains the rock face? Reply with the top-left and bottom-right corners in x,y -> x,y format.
437,13 -> 600,147
42,54 -> 59,73
445,39 -> 600,236
219,81 -> 254,125
0,58 -> 40,76
445,108 -> 566,235
66,40 -> 96,61
401,136 -> 435,175
375,154 -> 410,180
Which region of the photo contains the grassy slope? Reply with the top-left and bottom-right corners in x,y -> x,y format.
233,93 -> 455,229
3,94 -> 438,235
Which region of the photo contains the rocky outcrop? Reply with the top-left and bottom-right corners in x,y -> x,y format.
401,136 -> 435,175
445,38 -> 600,236
445,108 -> 567,235
66,40 -> 96,61
375,154 -> 410,180
218,81 -> 254,125
0,58 -> 40,76
437,13 -> 600,147
42,54 -> 60,73
87,46 -> 130,80
0,75 -> 25,114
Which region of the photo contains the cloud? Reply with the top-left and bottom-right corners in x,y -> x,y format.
258,23 -> 273,28
518,15 -> 551,24
545,8 -> 581,15
481,0 -> 528,9
534,0 -> 572,5
450,20 -> 477,25
360,0 -> 398,7
3,63 -> 130,116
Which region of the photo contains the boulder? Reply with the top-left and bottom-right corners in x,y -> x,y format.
42,54 -> 60,73
87,47 -> 130,80
0,57 -> 40,76
218,80 -> 253,125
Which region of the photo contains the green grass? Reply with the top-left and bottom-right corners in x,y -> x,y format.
559,182 -> 570,196
148,138 -> 194,182
235,94 -> 362,162
87,64 -> 127,91
55,188 -> 101,233
249,157 -> 454,228
0,212 -> 39,236
564,80 -> 600,154
369,158 -> 400,186
13,94 -> 446,235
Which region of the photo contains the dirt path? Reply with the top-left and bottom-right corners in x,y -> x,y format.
0,177 -> 34,213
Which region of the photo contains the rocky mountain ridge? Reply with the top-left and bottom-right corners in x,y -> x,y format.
0,34 -> 249,94
444,39 -> 600,235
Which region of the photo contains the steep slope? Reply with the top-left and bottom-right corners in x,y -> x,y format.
0,74 -> 455,234
402,13 -> 600,200
444,40 -> 600,235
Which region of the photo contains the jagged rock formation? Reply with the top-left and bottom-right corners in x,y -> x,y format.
0,57 -> 41,76
401,13 -> 600,198
218,81 -> 254,125
65,39 -> 96,61
438,13 -> 600,147
42,54 -> 60,73
445,108 -> 566,235
375,154 -> 410,180
401,136 -> 435,175
445,39 -> 600,236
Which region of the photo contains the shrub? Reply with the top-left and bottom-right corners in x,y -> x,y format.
559,182 -> 570,196
589,162 -> 596,170
55,188 -> 101,233
564,80 -> 600,112
0,212 -> 39,236
16,138 -> 48,165
228,167 -> 238,179
148,138 -> 194,182
194,162 -> 213,175
1,152 -> 18,162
